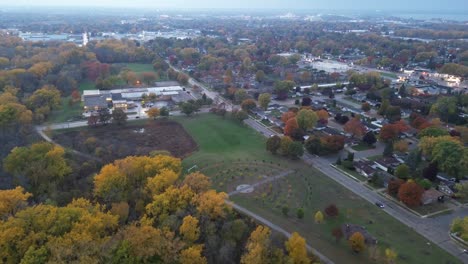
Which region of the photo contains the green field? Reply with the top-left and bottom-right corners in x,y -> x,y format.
47,97 -> 84,123
125,63 -> 154,73
177,114 -> 459,264
380,72 -> 398,79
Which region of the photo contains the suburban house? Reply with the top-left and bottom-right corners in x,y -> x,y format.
374,156 -> 404,172
354,160 -> 378,178
421,189 -> 445,205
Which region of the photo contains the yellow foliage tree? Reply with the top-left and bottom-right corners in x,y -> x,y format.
285,232 -> 310,264
110,202 -> 129,224
93,155 -> 181,203
241,225 -> 271,264
314,211 -> 324,224
349,232 -> 366,253
418,135 -> 459,156
146,186 -> 195,223
385,248 -> 398,264
0,186 -> 32,219
393,140 -> 409,153
180,215 -> 200,243
182,172 -> 212,194
180,245 -> 207,264
147,107 -> 160,120
146,169 -> 179,196
195,190 -> 229,219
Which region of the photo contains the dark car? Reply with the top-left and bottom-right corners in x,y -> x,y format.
375,202 -> 385,208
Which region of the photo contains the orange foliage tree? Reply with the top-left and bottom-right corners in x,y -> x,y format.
398,181 -> 424,207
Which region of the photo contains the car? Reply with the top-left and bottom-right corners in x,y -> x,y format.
375,202 -> 385,208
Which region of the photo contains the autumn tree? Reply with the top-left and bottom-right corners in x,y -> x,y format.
285,232 -> 311,264
112,109 -> 128,125
280,136 -> 293,156
241,99 -> 257,112
349,232 -> 366,253
344,117 -> 366,138
182,172 -> 212,194
146,185 -> 195,223
284,118 -> 299,136
296,109 -> 318,131
324,204 -> 339,218
361,102 -> 371,112
195,190 -> 229,219
235,89 -> 249,104
393,140 -> 408,153
431,140 -> 466,177
316,109 -> 329,124
94,155 -> 181,205
140,72 -> 158,85
147,107 -> 160,120
3,142 -> 71,198
0,199 -> 119,263
387,178 -> 404,196
180,215 -> 200,243
146,169 -> 179,196
314,211 -> 324,223
180,245 -> 207,264
0,186 -> 32,219
418,126 -> 449,138
281,111 -> 296,123
241,225 -> 271,264
258,93 -> 271,110
26,85 -> 61,122
379,124 -> 400,142
266,135 -> 282,154
332,227 -> 344,242
385,248 -> 398,264
398,181 -> 424,207
255,70 -> 266,83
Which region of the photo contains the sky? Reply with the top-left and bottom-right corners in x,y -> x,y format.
1,0 -> 467,12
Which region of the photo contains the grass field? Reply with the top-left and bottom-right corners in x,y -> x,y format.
380,72 -> 398,79
47,97 -> 84,123
351,142 -> 374,151
177,114 -> 459,264
125,63 -> 154,73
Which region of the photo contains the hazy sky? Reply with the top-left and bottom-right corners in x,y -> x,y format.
1,0 -> 467,11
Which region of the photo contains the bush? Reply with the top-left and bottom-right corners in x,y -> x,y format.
296,208 -> 304,219
324,204 -> 339,218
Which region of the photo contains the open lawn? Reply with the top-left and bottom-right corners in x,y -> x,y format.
380,72 -> 398,79
79,80 -> 96,92
351,142 -> 375,151
125,63 -> 154,73
178,114 -> 459,264
47,97 -> 84,123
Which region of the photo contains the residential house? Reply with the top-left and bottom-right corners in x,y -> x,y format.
354,160 -> 377,178
374,156 -> 403,172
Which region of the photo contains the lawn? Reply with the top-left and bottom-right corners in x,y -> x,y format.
79,79 -> 96,92
47,97 -> 84,123
177,114 -> 459,264
125,63 -> 154,73
335,164 -> 368,182
351,142 -> 375,151
380,72 -> 398,79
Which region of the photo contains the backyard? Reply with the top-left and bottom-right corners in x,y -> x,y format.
178,114 -> 459,264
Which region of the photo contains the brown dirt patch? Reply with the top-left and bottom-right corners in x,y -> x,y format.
53,120 -> 198,161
